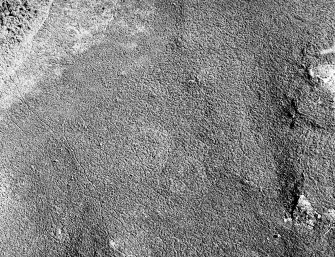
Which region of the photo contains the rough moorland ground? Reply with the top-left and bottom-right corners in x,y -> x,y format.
1,0 -> 335,256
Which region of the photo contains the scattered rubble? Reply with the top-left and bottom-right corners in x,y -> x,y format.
292,195 -> 321,230
0,0 -> 53,110
290,195 -> 335,237
0,0 -> 38,44
0,0 -> 52,46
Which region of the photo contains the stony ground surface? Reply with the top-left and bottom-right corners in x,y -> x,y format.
1,0 -> 335,256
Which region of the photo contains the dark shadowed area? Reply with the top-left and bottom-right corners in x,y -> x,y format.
1,0 -> 335,256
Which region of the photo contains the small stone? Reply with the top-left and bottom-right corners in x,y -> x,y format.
284,217 -> 292,223
273,234 -> 281,239
109,239 -> 118,249
297,195 -> 314,213
323,209 -> 335,223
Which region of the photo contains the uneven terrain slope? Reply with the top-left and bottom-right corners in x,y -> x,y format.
1,0 -> 335,256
